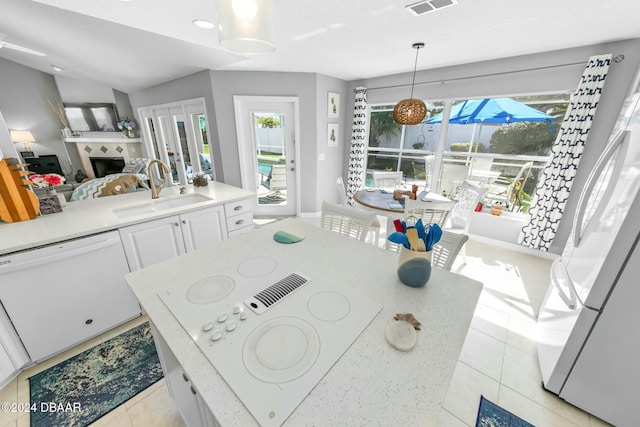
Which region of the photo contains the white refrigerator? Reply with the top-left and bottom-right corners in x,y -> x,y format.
537,91 -> 640,427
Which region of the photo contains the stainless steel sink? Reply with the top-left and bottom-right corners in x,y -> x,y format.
113,194 -> 212,218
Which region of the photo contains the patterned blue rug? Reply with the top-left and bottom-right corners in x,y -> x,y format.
29,321 -> 164,427
476,395 -> 535,427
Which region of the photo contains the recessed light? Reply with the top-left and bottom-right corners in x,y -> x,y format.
193,19 -> 215,29
52,65 -> 63,72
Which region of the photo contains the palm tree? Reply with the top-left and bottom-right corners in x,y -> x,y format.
369,111 -> 401,147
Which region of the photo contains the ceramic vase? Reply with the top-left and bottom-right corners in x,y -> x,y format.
396,246 -> 432,288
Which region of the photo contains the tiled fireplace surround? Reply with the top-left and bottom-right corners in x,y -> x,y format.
73,139 -> 143,179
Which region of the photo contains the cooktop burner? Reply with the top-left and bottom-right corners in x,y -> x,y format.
159,253 -> 382,427
186,276 -> 235,304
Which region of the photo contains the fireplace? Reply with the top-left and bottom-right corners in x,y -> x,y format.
90,157 -> 125,178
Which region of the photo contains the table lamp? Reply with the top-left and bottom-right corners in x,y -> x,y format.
10,130 -> 36,158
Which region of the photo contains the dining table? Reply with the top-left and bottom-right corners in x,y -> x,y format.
353,189 -> 454,244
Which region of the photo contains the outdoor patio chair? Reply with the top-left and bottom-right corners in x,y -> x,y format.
431,231 -> 469,271
371,170 -> 403,189
336,177 -> 382,246
321,201 -> 377,243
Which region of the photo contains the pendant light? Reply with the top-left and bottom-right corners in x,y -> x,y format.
393,42 -> 427,125
215,0 -> 275,54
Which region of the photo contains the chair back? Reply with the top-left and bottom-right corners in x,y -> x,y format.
336,177 -> 347,206
321,201 -> 376,242
371,170 -> 402,189
404,197 -> 456,227
448,180 -> 487,231
431,231 -> 469,271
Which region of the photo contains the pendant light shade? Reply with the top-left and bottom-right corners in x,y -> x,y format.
215,0 -> 275,54
393,43 -> 427,125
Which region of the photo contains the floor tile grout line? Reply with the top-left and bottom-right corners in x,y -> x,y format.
498,383 -> 583,426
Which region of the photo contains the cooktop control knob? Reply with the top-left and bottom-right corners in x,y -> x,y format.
233,304 -> 241,314
225,322 -> 237,332
217,313 -> 228,323
211,329 -> 223,341
202,321 -> 214,332
239,311 -> 248,320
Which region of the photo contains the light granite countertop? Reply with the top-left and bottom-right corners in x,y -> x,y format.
0,182 -> 254,255
125,218 -> 483,427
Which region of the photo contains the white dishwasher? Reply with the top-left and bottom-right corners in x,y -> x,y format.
0,231 -> 141,362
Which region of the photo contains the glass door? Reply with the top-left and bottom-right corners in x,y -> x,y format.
138,99 -> 214,187
234,96 -> 298,216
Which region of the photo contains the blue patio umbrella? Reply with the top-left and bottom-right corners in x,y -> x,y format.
423,97 -> 553,127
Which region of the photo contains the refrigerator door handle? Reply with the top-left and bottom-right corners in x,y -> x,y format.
551,258 -> 578,309
572,130 -> 629,247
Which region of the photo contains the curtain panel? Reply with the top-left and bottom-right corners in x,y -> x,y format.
519,54 -> 613,251
346,87 -> 368,206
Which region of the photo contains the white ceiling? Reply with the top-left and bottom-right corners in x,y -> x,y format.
1,0 -> 639,93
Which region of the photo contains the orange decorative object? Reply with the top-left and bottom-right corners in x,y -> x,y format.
0,158 -> 39,222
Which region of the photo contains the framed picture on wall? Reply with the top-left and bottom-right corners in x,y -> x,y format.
328,123 -> 339,147
328,92 -> 340,118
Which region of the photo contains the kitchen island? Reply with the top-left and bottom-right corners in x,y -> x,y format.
125,218 -> 483,426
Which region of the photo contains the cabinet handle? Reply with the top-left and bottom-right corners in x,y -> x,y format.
233,205 -> 242,211
182,220 -> 186,224
174,222 -> 179,227
182,373 -> 189,382
190,385 -> 197,395
235,219 -> 244,225
85,319 -> 93,325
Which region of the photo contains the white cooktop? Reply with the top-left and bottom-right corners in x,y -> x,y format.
158,253 -> 382,427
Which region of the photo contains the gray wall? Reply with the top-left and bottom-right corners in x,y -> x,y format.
348,39 -> 640,253
207,70 -> 319,213
0,57 -> 73,173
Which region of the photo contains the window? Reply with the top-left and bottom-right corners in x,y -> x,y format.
365,94 -> 569,212
367,101 -> 444,186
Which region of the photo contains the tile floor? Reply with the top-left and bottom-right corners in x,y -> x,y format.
0,225 -> 613,427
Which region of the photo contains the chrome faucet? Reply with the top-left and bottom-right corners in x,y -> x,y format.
147,159 -> 170,199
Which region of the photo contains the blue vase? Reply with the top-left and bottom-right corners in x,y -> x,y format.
397,247 -> 432,287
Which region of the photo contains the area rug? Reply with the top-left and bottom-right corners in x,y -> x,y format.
476,395 -> 534,427
29,322 -> 163,427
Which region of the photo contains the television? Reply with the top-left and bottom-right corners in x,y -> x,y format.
63,103 -> 120,132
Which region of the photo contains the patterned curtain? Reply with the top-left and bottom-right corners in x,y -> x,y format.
346,87 -> 368,206
519,54 -> 612,251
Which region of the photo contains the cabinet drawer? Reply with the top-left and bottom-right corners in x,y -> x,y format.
228,225 -> 254,238
226,211 -> 252,232
224,199 -> 251,218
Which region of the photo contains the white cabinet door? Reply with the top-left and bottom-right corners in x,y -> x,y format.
180,206 -> 227,253
119,216 -> 186,271
150,323 -> 217,427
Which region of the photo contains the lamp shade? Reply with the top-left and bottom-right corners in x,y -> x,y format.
393,99 -> 427,125
10,130 -> 35,143
216,0 -> 275,54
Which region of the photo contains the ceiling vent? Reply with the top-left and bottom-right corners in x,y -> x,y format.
406,0 -> 458,16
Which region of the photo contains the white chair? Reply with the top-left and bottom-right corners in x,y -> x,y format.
321,201 -> 377,242
446,180 -> 487,263
404,197 -> 456,228
336,177 -> 382,246
387,196 -> 456,252
431,231 -> 469,271
371,170 -> 402,189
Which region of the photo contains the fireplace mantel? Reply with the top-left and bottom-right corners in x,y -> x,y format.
64,137 -> 141,144
70,138 -> 143,179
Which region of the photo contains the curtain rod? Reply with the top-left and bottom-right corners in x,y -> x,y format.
356,56 -> 622,93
